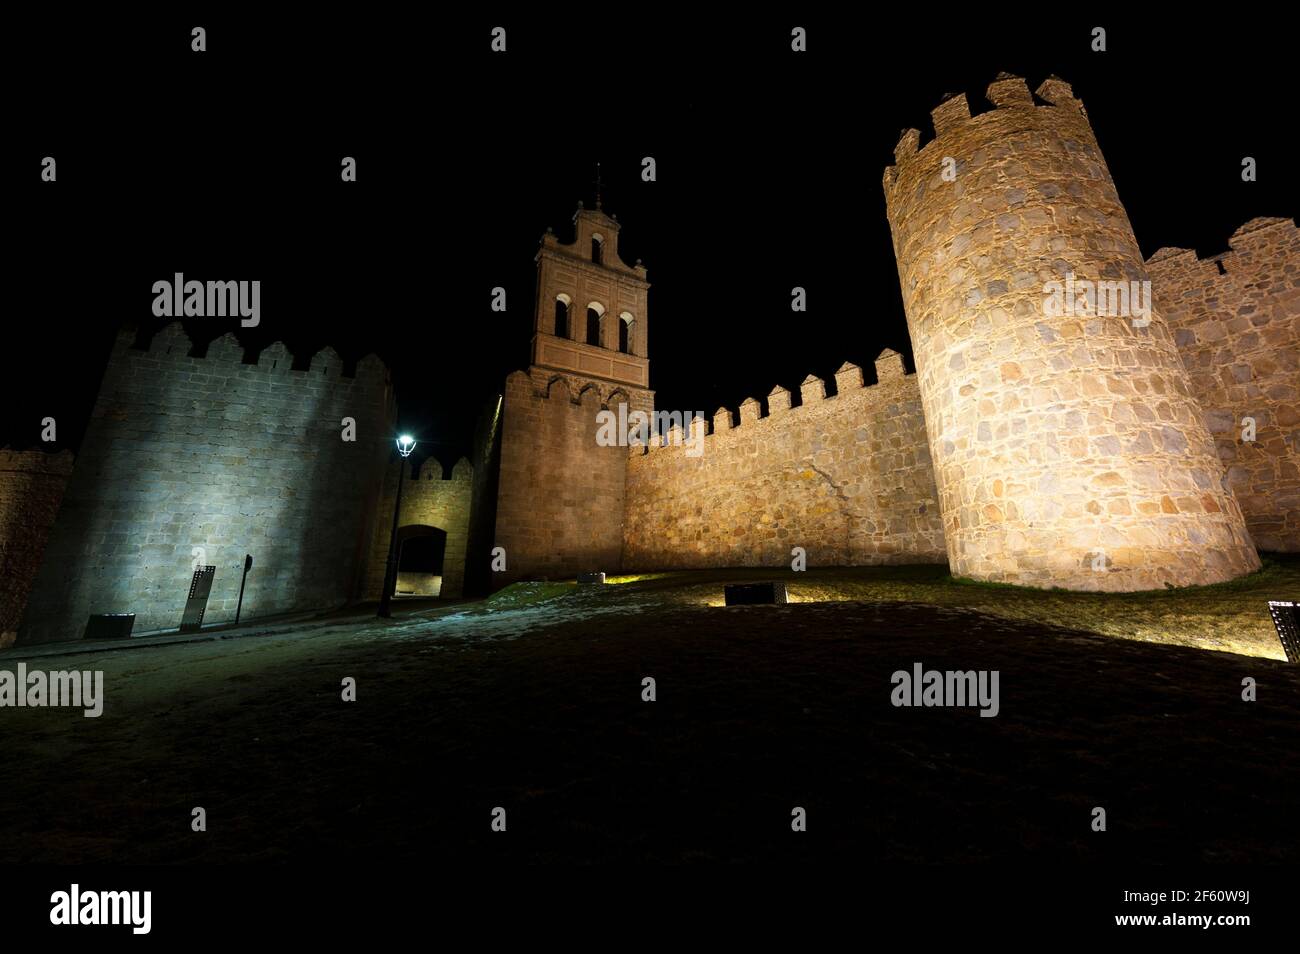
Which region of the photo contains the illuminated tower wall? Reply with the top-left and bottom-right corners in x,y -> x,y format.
1148,217 -> 1300,553
883,75 -> 1260,590
18,324 -> 394,643
493,202 -> 655,584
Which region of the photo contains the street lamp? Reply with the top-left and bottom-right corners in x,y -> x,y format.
378,434 -> 417,618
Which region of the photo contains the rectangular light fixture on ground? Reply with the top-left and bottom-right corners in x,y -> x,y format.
578,572 -> 606,584
1268,601 -> 1299,663
83,614 -> 136,640
723,582 -> 789,606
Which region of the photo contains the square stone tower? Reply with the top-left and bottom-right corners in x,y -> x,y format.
532,201 -> 653,416
493,200 -> 655,584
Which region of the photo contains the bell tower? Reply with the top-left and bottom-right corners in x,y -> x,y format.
491,194 -> 655,587
532,196 -> 653,415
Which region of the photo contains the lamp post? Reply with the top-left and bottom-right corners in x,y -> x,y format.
235,553 -> 253,625
378,434 -> 417,618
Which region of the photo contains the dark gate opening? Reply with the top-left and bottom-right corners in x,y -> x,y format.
393,525 -> 447,598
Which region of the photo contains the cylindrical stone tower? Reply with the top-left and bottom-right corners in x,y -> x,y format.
883,74 -> 1260,591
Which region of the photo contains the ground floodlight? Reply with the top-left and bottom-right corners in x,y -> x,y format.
723,582 -> 789,606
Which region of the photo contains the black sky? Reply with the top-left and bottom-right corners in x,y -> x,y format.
7,11 -> 1295,475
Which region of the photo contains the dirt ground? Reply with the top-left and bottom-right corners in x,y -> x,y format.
2,563 -> 1298,864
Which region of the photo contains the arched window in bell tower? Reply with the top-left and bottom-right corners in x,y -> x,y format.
618,312 -> 634,354
554,294 -> 571,338
586,302 -> 605,347
591,235 -> 604,265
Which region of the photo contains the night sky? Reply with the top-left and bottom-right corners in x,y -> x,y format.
7,12 -> 1294,475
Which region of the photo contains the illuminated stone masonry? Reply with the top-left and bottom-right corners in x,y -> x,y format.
494,368 -> 637,586
1148,217 -> 1300,552
362,456 -> 473,600
881,75 -> 1271,590
17,325 -> 394,644
584,80 -> 1295,591
8,76 -> 1297,644
623,351 -> 947,571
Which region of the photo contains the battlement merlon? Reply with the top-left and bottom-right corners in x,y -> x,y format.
800,375 -> 825,405
119,321 -> 392,385
768,385 -> 791,415
387,455 -> 473,484
1148,218 -> 1298,278
1229,216 -> 1296,248
882,75 -> 1092,198
636,351 -> 916,457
